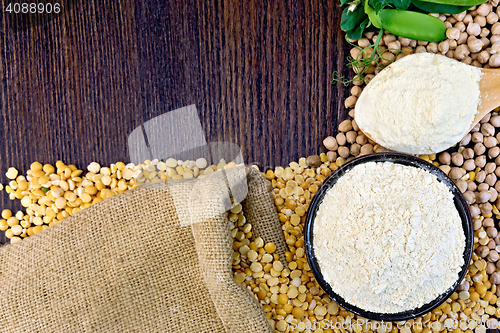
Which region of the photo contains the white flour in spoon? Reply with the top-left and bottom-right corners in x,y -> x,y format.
313,161 -> 465,313
355,53 -> 482,154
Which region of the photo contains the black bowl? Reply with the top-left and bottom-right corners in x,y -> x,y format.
304,152 -> 473,321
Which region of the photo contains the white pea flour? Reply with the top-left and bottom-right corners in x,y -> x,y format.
313,161 -> 465,314
355,53 -> 482,154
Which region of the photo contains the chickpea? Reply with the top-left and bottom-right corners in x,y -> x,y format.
460,133 -> 472,146
487,262 -> 497,274
485,162 -> 497,174
455,44 -> 470,60
438,40 -> 449,54
487,226 -> 498,238
476,170 -> 487,183
456,180 -> 468,193
478,190 -> 491,203
481,112 -> 491,123
462,56 -> 473,65
488,250 -> 500,262
487,12 -> 499,25
467,22 -> 481,36
451,152 -> 464,166
450,167 -> 464,179
474,142 -> 486,155
383,34 -> 396,45
472,132 -> 484,143
323,136 -> 338,151
486,173 -> 498,186
455,21 -> 466,32
489,146 -> 500,159
492,271 -> 500,284
478,245 -> 491,257
453,11 -> 467,21
478,50 -> 490,64
468,180 -> 477,192
360,144 -> 374,155
463,148 -> 474,159
480,28 -> 490,38
489,188 -> 498,202
493,44 -> 500,55
481,202 -> 492,214
415,45 -> 427,53
472,60 -> 482,67
398,37 -> 411,47
484,136 -> 498,148
338,146 -> 350,159
481,123 -> 495,136
484,218 -> 495,227
489,238 -> 497,249
350,143 -> 361,156
474,15 -> 487,27
468,38 -> 484,53
336,133 -> 347,146
470,204 -> 481,218
427,42 -> 438,53
488,53 -> 500,67
357,38 -> 371,48
355,134 -> 368,145
477,3 -> 491,17
481,37 -> 491,48
458,31 -> 468,44
344,96 -> 357,108
326,151 -> 337,162
463,14 -> 474,25
476,155 -> 487,168
439,152 -> 451,165
464,159 -> 476,171
387,41 -> 401,53
473,218 -> 483,230
463,190 -> 475,204
478,183 -> 490,192
446,27 -> 461,40
491,115 -> 500,127
492,22 -> 500,35
346,131 -> 357,144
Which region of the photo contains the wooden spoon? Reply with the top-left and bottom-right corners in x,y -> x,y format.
357,68 -> 500,144
474,68 -> 500,129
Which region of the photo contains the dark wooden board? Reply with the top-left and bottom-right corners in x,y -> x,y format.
0,0 -> 350,243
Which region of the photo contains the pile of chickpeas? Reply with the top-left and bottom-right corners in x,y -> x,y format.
344,0 -> 500,110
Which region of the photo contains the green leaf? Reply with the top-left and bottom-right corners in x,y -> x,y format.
368,0 -> 392,12
41,187 -> 50,193
412,0 -> 484,6
340,0 -> 351,5
392,0 -> 412,9
340,6 -> 368,31
411,0 -> 471,13
346,18 -> 370,39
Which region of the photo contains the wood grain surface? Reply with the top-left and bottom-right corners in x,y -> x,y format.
0,0 -> 349,242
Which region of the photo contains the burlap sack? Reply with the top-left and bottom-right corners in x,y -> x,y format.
0,166 -> 284,332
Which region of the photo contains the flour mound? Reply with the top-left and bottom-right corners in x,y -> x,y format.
355,53 -> 482,154
313,161 -> 465,314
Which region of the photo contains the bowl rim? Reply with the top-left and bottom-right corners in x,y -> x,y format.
304,152 -> 473,321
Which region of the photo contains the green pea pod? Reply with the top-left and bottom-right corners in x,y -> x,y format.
413,0 -> 484,6
365,0 -> 383,28
379,9 -> 446,42
411,0 -> 471,14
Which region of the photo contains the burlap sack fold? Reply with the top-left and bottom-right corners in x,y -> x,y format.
0,166 -> 282,333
